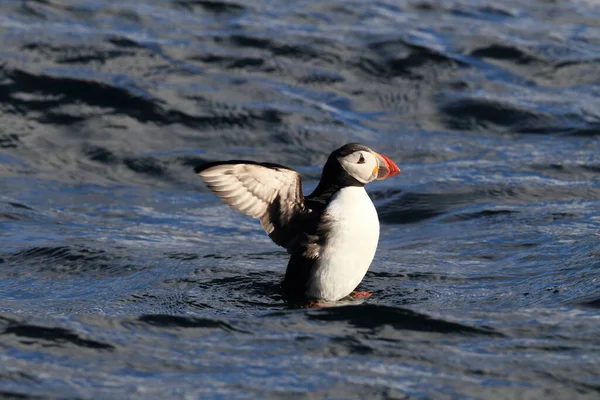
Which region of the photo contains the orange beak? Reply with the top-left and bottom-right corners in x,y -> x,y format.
373,152 -> 401,180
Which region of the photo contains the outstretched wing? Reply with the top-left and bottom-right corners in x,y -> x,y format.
195,161 -> 305,249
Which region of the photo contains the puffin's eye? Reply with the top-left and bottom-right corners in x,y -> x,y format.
357,154 -> 365,164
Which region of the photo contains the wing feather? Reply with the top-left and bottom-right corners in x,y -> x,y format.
195,161 -> 305,248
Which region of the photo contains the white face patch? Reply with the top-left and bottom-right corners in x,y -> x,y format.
337,150 -> 378,184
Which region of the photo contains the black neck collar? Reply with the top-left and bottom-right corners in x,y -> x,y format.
308,154 -> 364,202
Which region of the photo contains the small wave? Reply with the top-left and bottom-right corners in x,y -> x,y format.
0,314 -> 114,351
528,162 -> 600,180
172,0 -> 245,14
439,97 -> 556,134
0,201 -> 36,222
470,44 -> 541,65
136,314 -> 248,333
379,186 -> 600,225
378,191 -> 454,224
368,38 -> 467,79
0,390 -> 47,400
0,134 -> 20,149
307,304 -> 501,336
440,209 -> 518,223
4,245 -> 143,277
577,297 -> 600,309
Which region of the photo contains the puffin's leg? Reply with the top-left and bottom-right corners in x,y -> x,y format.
350,291 -> 372,299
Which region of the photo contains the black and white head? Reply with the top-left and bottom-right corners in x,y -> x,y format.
322,143 -> 400,186
333,143 -> 401,184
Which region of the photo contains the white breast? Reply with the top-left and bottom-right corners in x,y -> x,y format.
306,186 -> 380,301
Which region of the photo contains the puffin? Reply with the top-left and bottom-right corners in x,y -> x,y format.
194,143 -> 400,303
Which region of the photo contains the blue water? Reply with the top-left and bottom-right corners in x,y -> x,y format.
1,0 -> 599,398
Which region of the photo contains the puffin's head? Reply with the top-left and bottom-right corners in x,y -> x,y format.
333,143 -> 401,184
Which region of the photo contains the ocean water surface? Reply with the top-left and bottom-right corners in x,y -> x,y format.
0,0 -> 599,398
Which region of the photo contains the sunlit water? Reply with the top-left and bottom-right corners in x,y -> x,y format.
1,0 -> 599,398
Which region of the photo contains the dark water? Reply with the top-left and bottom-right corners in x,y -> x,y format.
1,0 -> 600,398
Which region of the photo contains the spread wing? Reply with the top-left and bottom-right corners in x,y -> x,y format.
195,161 -> 305,249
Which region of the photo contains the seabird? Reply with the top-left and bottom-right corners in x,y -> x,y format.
195,143 -> 400,303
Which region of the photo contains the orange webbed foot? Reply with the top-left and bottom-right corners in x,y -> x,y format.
350,291 -> 373,299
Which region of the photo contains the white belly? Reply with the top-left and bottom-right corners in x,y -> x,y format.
306,186 -> 380,301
